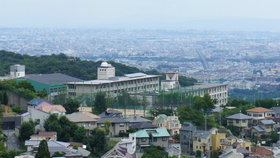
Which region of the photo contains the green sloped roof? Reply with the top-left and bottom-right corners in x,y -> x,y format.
168,120 -> 180,124
159,114 -> 168,118
156,117 -> 164,123
134,130 -> 149,138
151,129 -> 170,137
134,129 -> 171,138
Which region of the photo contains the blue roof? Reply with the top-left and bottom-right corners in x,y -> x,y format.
261,120 -> 275,125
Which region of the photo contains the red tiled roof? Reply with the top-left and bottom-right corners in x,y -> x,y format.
31,132 -> 57,137
39,105 -> 66,113
81,111 -> 100,119
246,107 -> 273,113
252,147 -> 274,156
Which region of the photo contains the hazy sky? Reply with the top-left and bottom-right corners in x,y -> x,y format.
1,0 -> 280,30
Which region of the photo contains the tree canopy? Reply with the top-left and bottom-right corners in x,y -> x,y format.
35,139 -> 51,158
19,120 -> 35,141
62,98 -> 80,114
141,145 -> 168,158
92,92 -> 107,114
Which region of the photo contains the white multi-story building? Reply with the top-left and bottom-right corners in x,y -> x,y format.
66,62 -> 161,98
161,71 -> 180,91
10,64 -> 25,78
181,83 -> 228,106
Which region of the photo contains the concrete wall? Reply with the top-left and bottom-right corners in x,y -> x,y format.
25,107 -> 50,132
0,90 -> 29,111
227,119 -> 250,127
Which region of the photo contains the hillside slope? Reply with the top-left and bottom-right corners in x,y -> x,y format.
0,50 -> 196,86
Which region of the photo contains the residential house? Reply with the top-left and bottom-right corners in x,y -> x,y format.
25,140 -> 91,158
180,122 -> 197,155
38,105 -> 66,117
152,114 -> 181,135
251,120 -> 275,137
67,112 -> 100,136
251,147 -> 274,158
211,131 -> 226,151
130,122 -> 157,131
226,113 -> 253,128
99,109 -> 123,118
27,98 -> 53,109
219,146 -> 243,158
271,106 -> 280,117
97,117 -> 129,136
134,128 -> 171,149
125,117 -> 151,126
101,145 -> 133,158
236,147 -> 252,157
117,133 -> 136,155
30,132 -> 57,141
246,107 -> 273,125
220,136 -> 251,151
193,128 -> 216,155
272,117 -> 280,129
166,147 -> 181,158
22,107 -> 51,132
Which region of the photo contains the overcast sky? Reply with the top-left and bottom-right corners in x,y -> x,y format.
1,0 -> 280,30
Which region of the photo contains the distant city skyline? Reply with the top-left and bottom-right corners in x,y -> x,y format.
1,0 -> 280,31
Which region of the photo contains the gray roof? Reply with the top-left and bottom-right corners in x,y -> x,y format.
22,73 -> 82,85
130,122 -> 157,129
97,117 -> 129,123
261,120 -> 275,125
237,147 -> 252,154
253,126 -> 266,132
125,117 -> 151,123
180,122 -> 197,131
107,109 -> 122,114
166,146 -> 180,152
213,107 -> 224,112
226,113 -> 253,120
194,131 -> 211,138
271,107 -> 280,114
77,147 -> 91,157
227,136 -> 237,140
67,112 -> 98,122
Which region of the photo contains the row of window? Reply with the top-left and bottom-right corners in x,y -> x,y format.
141,137 -> 167,142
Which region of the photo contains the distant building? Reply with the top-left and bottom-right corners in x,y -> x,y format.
180,122 -> 197,155
10,64 -> 25,78
226,113 -> 253,128
246,107 -> 273,125
30,132 -> 57,141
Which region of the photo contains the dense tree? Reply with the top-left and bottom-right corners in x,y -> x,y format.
16,80 -> 36,92
92,92 -> 107,114
0,93 -> 3,104
35,139 -> 51,158
52,151 -> 65,157
19,121 -> 35,141
174,133 -> 180,142
86,127 -> 106,152
104,120 -> 111,135
0,51 -> 197,87
3,91 -> 8,105
62,98 -> 80,114
73,126 -> 86,143
44,114 -> 78,141
141,145 -> 168,158
193,93 -> 215,113
37,88 -> 48,98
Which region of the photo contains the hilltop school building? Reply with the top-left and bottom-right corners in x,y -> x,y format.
66,62 -> 161,97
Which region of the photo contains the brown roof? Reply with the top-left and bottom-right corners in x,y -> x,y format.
81,111 -> 100,119
39,105 -> 66,113
69,142 -> 83,147
246,107 -> 273,113
252,147 -> 274,156
31,132 -> 57,137
272,117 -> 280,122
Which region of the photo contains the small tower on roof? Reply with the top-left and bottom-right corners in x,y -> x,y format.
97,62 -> 115,80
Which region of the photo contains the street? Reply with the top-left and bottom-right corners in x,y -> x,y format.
3,130 -> 20,150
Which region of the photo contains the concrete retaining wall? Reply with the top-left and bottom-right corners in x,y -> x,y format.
0,90 -> 29,111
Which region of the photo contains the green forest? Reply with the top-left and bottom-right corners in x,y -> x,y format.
0,50 -> 196,87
